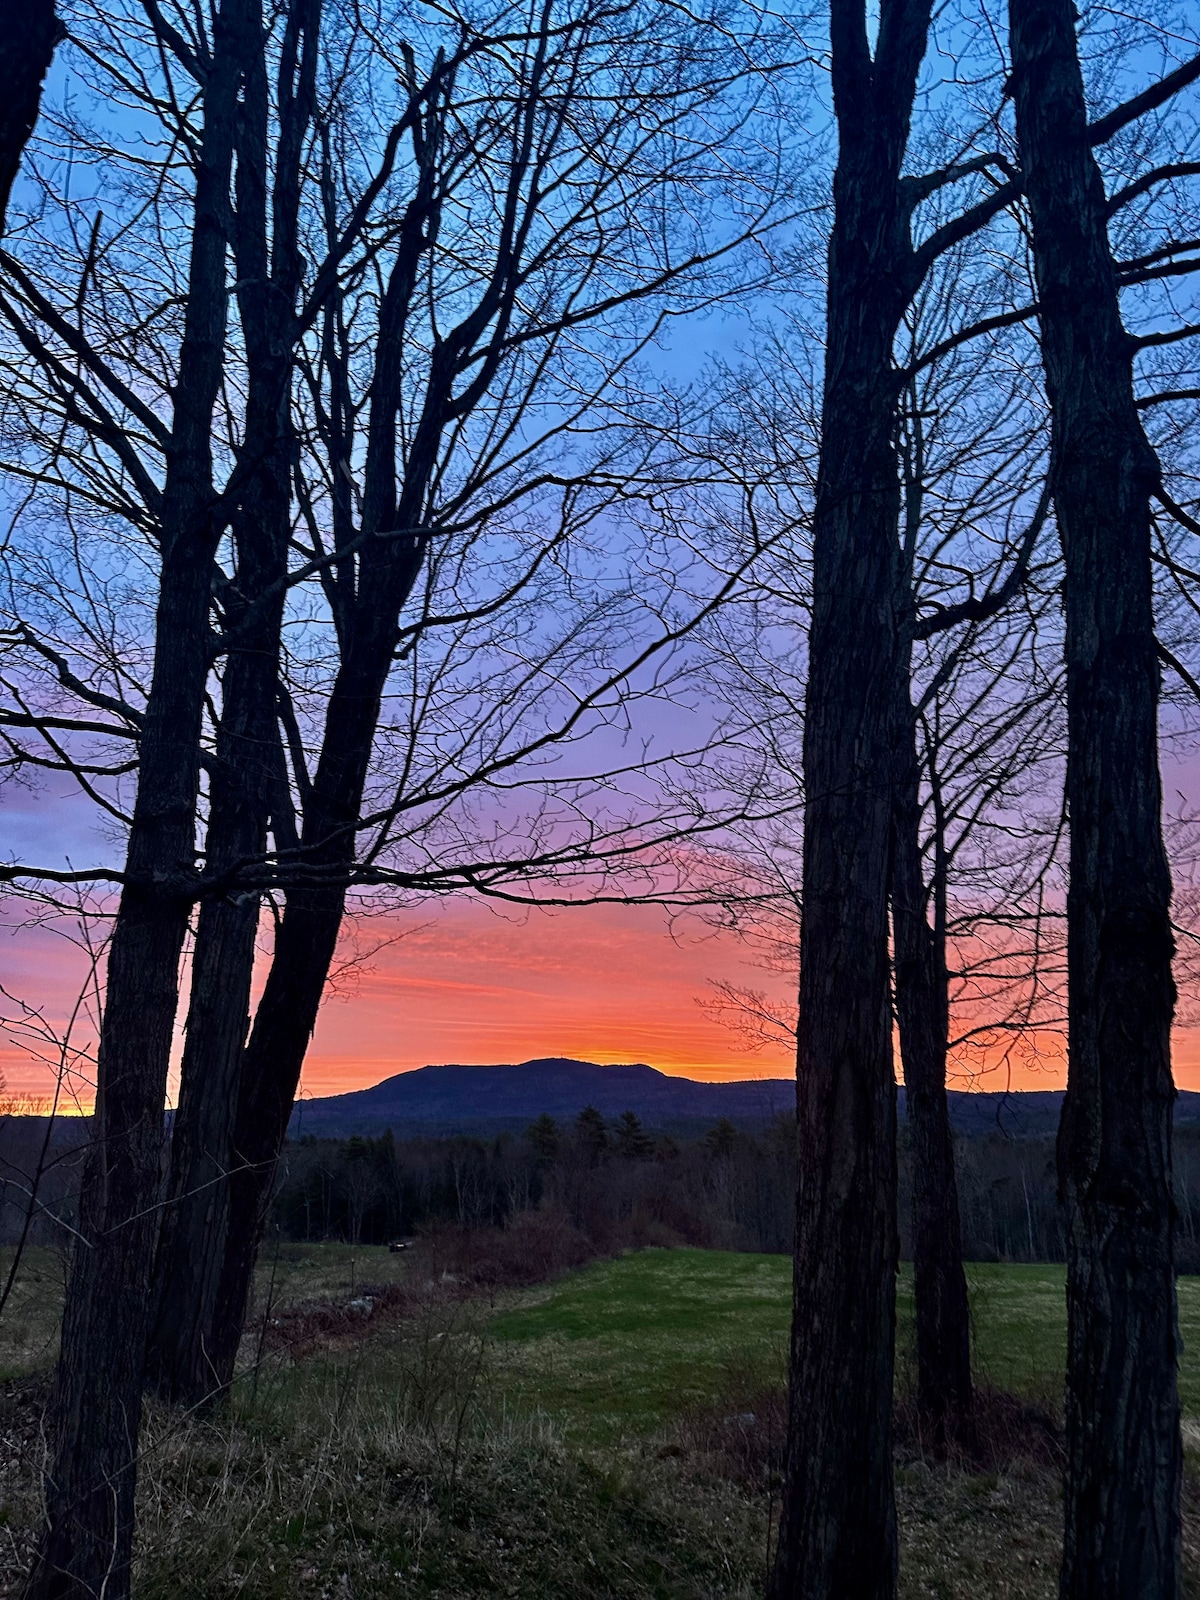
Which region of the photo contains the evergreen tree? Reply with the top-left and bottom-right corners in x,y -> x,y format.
526,1114 -> 560,1168
614,1110 -> 654,1160
574,1105 -> 609,1166
704,1118 -> 739,1159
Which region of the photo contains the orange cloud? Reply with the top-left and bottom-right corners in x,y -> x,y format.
12,890 -> 1200,1106
300,899 -> 797,1095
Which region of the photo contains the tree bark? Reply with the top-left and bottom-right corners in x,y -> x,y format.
170,84 -> 450,1396
145,0 -> 320,1410
1008,3 -> 1181,1595
20,5 -> 257,1594
892,699 -> 974,1455
144,545 -> 284,1406
201,551 -> 427,1388
769,3 -> 931,1594
0,0 -> 62,233
206,883 -> 348,1384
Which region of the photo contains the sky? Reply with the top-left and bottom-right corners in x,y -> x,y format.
9,726 -> 1200,1108
298,898 -> 797,1097
11,758 -> 1200,1105
0,886 -> 800,1103
15,779 -> 1200,1104
4,11 -> 1200,1112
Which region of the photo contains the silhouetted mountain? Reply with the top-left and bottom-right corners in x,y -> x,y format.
285,1056 -> 1200,1140
288,1058 -> 793,1138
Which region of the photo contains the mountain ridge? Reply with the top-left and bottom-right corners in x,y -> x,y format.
290,1057 -> 792,1138
287,1056 -> 1200,1140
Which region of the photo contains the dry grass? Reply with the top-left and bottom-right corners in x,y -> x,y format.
0,1249 -> 66,1378
1,1308 -> 765,1600
7,1248 -> 1200,1597
897,1461 -> 1060,1599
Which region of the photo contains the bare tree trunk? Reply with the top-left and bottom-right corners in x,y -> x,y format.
20,6 -> 256,1593
1008,3 -> 1181,1594
198,483 -> 429,1382
892,704 -> 974,1455
146,0 -> 320,1411
206,884 -> 348,1386
144,595 -> 280,1406
769,3 -> 931,1593
0,0 -> 61,233
169,437 -> 432,1395
168,79 -> 450,1395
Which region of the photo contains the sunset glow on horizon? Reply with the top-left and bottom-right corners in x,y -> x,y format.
297,898 -> 799,1096
10,878 -> 1200,1107
0,888 -> 1136,1107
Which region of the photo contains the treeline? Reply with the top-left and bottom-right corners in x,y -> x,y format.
256,1111 -> 796,1255
260,1113 -> 1200,1270
16,1105 -> 1200,1271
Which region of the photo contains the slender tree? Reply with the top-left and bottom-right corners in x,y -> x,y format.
20,0 -> 262,1591
770,1 -> 932,1591
892,684 -> 975,1456
145,0 -> 325,1406
892,334 -> 1053,1451
1008,4 -> 1185,1592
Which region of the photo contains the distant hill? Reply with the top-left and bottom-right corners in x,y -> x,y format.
289,1058 -> 794,1139
5,1061 -> 1200,1158
286,1056 -> 1200,1140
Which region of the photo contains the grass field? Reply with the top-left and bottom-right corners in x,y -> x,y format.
488,1250 -> 1200,1436
5,1245 -> 1200,1598
490,1249 -> 789,1441
9,1243 -> 1200,1418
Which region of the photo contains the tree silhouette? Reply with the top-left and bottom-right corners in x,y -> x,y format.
614,1111 -> 654,1161
525,1115 -> 560,1170
574,1106 -> 609,1168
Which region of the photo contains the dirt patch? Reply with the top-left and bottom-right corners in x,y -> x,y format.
257,1281 -> 415,1362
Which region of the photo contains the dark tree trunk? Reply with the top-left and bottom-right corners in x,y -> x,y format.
171,91 -> 450,1395
769,3 -> 931,1594
19,564 -> 212,1600
204,614 -> 408,1390
892,700 -> 974,1455
175,409 -> 438,1402
206,885 -> 347,1385
0,0 -> 62,233
147,888 -> 260,1405
20,5 -> 256,1594
145,0 -> 320,1411
144,565 -> 283,1406
1008,3 -> 1181,1595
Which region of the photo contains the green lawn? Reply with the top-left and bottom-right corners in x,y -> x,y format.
490,1248 -> 790,1440
490,1249 -> 1200,1439
8,1242 -> 1200,1435
0,1248 -> 65,1378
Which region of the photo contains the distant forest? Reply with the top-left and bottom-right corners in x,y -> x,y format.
12,1107 -> 1200,1269
270,1115 -> 1200,1268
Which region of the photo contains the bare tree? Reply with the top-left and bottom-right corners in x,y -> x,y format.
0,0 -> 792,1588
15,0 -> 265,1588
141,0 -> 792,1406
892,336 -> 1054,1451
1008,5 -> 1200,1593
768,3 -> 935,1589
145,0 -> 327,1407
